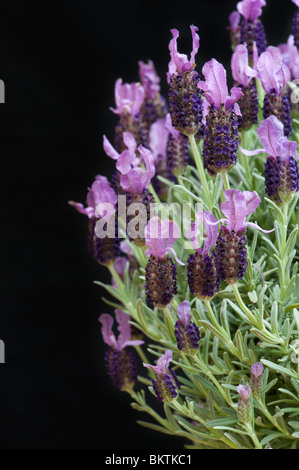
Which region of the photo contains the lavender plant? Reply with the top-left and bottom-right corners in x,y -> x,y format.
69,0 -> 299,449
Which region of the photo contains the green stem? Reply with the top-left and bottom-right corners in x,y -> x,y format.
240,130 -> 253,190
280,202 -> 289,299
245,423 -> 262,449
188,135 -> 213,210
221,171 -> 230,192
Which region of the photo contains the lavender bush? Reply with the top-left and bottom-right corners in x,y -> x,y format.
69,0 -> 299,449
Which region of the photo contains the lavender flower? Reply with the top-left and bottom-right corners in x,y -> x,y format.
231,43 -> 258,129
103,132 -> 156,246
186,211 -> 220,300
250,362 -> 264,399
99,310 -> 144,392
144,217 -> 184,309
216,189 -> 273,284
237,384 -> 252,423
198,59 -> 243,175
138,60 -> 168,128
110,79 -> 148,152
174,301 -> 200,354
237,0 -> 267,58
69,176 -> 120,266
242,116 -> 299,204
227,11 -> 241,51
168,25 -> 204,137
143,350 -> 179,402
257,46 -> 292,136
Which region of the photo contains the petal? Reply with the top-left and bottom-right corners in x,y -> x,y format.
201,59 -> 229,109
190,25 -> 200,65
116,149 -> 134,174
257,116 -> 284,157
169,28 -> 189,74
161,246 -> 185,266
149,118 -> 169,162
243,190 -> 261,216
231,43 -> 257,87
292,0 -> 299,6
177,301 -> 192,327
245,221 -> 275,233
138,145 -> 156,185
225,86 -> 243,110
68,201 -> 95,218
98,314 -> 118,349
257,47 -> 290,95
145,217 -> 180,259
237,0 -> 266,22
240,147 -> 266,156
278,139 -> 299,162
221,189 -> 247,232
103,135 -> 119,160
228,11 -> 241,30
143,349 -> 173,375
120,168 -> 145,195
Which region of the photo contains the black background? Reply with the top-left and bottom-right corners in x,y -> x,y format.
0,0 -> 295,450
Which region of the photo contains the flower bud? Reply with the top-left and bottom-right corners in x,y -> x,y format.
237,384 -> 252,424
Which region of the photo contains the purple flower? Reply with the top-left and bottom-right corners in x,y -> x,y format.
242,116 -> 299,202
167,25 -> 200,80
175,301 -> 200,354
237,384 -> 252,401
198,59 -> 243,114
237,0 -> 266,22
257,47 -> 290,96
257,48 -> 292,136
231,43 -> 258,87
251,362 -> 263,378
237,384 -> 252,423
199,59 -> 242,174
69,175 -> 117,219
103,132 -> 156,196
216,190 -> 273,284
145,217 -> 184,266
186,212 -> 220,300
145,217 -> 183,309
99,310 -> 144,392
143,350 -> 179,402
292,0 -> 299,6
167,26 -> 204,137
250,362 -> 264,399
110,78 -> 145,116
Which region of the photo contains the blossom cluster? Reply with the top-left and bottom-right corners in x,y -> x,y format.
70,0 -> 299,450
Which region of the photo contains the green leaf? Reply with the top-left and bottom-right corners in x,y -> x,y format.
261,359 -> 298,379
